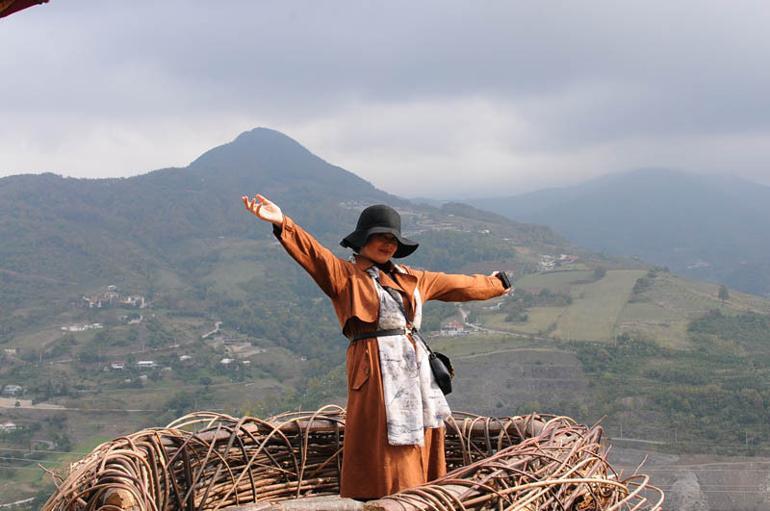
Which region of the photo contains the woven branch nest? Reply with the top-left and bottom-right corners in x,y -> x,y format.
41,406 -> 663,511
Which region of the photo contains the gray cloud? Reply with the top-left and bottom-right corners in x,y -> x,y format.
2,0 -> 770,195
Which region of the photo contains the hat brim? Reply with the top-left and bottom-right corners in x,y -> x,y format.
341,227 -> 418,258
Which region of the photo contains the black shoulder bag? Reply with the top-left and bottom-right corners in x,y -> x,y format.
376,276 -> 454,395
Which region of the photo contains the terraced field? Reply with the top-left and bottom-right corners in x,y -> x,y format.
476,269 -> 770,347
553,269 -> 646,341
618,272 -> 770,348
514,270 -> 594,291
477,269 -> 644,342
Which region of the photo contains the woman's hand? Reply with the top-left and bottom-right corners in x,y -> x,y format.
242,194 -> 284,225
489,271 -> 514,295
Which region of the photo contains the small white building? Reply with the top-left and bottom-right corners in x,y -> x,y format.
82,296 -> 102,309
121,295 -> 146,308
179,355 -> 192,362
441,320 -> 465,332
110,361 -> 126,370
136,360 -> 157,369
0,422 -> 19,433
220,358 -> 235,365
1,384 -> 23,396
61,323 -> 103,332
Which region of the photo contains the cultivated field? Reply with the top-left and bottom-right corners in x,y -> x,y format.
475,269 -> 770,348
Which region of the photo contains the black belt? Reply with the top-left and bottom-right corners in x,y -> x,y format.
348,327 -> 410,342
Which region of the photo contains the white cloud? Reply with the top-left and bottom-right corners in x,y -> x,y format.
0,114 -> 259,177
2,0 -> 770,195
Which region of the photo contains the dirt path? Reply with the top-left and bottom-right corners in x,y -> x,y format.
454,347 -> 572,360
0,397 -> 64,409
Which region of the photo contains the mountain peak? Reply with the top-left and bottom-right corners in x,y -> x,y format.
180,127 -> 386,208
230,127 -> 313,155
233,127 -> 298,143
189,127 -> 314,170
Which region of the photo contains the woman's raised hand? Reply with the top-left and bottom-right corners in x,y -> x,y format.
242,194 -> 284,225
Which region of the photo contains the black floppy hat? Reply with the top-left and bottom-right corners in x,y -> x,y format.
340,204 -> 419,258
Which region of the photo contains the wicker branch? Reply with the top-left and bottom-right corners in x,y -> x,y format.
40,407 -> 663,511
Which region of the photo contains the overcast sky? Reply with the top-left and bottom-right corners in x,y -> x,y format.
2,0 -> 770,197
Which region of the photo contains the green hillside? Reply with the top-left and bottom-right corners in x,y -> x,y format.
2,129 -> 770,503
453,267 -> 770,456
0,128 -> 573,501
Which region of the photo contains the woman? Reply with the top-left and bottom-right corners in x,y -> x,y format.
241,194 -> 510,499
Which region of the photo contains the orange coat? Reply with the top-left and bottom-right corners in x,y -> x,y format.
273,215 -> 507,499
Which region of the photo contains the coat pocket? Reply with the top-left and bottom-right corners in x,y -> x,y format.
348,348 -> 371,391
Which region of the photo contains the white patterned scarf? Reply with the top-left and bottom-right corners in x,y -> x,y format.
366,265 -> 452,446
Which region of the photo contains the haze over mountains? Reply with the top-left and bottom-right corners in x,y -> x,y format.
0,127 -> 563,332
6,128 -> 768,302
468,168 -> 770,297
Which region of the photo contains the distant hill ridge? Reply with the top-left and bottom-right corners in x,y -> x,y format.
468,168 -> 770,297
0,127 -> 564,316
0,129 -> 394,283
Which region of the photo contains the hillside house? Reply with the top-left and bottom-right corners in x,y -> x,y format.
442,319 -> 465,332
121,295 -> 146,308
539,255 -> 556,271
81,286 -> 146,309
61,323 -> 102,332
439,319 -> 469,337
121,313 -> 143,324
136,360 -> 157,369
0,421 -> 19,433
110,361 -> 126,370
2,384 -> 23,396
81,296 -> 100,308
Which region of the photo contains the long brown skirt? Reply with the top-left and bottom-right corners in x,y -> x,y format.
340,337 -> 446,499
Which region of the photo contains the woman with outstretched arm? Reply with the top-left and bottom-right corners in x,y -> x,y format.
242,194 -> 510,499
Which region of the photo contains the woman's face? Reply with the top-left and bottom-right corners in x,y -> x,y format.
360,233 -> 398,264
